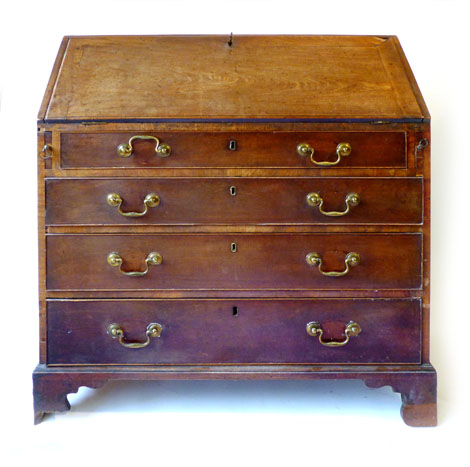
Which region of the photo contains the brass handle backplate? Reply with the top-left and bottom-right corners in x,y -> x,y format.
117,135 -> 171,158
106,193 -> 160,217
107,251 -> 162,276
297,142 -> 352,166
306,321 -> 361,347
306,192 -> 360,217
107,322 -> 162,349
306,251 -> 360,277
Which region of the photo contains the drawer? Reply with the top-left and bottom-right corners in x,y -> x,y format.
46,299 -> 422,365
60,131 -> 406,169
45,177 -> 422,226
46,234 -> 422,291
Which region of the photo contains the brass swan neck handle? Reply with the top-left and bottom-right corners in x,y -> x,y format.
107,251 -> 162,276
297,142 -> 352,166
306,321 -> 362,347
306,252 -> 360,277
107,323 -> 162,349
306,192 -> 360,217
117,135 -> 171,158
106,192 -> 160,217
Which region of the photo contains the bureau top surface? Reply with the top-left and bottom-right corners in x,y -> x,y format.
39,35 -> 429,123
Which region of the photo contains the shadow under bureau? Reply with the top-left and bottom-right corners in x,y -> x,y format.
34,35 -> 436,426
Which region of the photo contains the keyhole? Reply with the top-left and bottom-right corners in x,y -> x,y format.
232,306 -> 238,317
231,242 -> 237,253
230,186 -> 237,196
229,140 -> 237,151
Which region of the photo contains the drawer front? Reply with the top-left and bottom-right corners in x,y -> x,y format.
46,177 -> 422,226
47,299 -> 422,365
60,132 -> 406,169
46,234 -> 422,291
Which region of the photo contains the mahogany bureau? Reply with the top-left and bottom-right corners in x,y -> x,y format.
33,35 -> 436,426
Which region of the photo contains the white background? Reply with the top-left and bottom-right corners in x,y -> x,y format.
1,0 -> 469,465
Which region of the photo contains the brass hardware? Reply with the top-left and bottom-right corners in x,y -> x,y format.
306,192 -> 360,217
157,143 -> 172,157
106,192 -> 160,217
230,186 -> 237,196
306,321 -> 361,347
416,138 -> 429,151
107,251 -> 162,276
117,135 -> 171,158
107,322 -> 162,349
39,144 -> 53,160
231,242 -> 237,253
415,138 -> 429,157
297,142 -> 312,157
229,140 -> 237,151
306,251 -> 360,277
297,142 -> 352,166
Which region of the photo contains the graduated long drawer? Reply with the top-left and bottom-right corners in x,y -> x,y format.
45,177 -> 422,226
59,131 -> 406,169
46,299 -> 422,365
46,234 -> 422,291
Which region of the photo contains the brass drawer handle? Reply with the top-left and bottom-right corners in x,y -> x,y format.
306,192 -> 360,216
106,192 -> 160,217
117,135 -> 171,158
107,251 -> 162,276
107,322 -> 162,349
39,144 -> 53,160
297,142 -> 351,166
306,251 -> 360,277
306,321 -> 361,347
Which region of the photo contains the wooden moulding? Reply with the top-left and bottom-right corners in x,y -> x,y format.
33,364 -> 437,427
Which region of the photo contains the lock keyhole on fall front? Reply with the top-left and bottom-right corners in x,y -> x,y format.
232,306 -> 238,317
231,242 -> 237,253
230,186 -> 237,196
229,140 -> 237,151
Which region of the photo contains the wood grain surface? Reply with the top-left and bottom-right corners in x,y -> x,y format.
46,233 -> 422,291
39,35 -> 427,122
45,177 -> 422,226
34,35 -> 435,426
59,131 -> 406,168
46,299 -> 422,365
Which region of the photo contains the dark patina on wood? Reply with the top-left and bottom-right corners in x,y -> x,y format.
34,35 -> 436,426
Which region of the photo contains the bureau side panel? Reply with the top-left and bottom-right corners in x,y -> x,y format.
418,125 -> 431,363
37,130 -> 49,363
